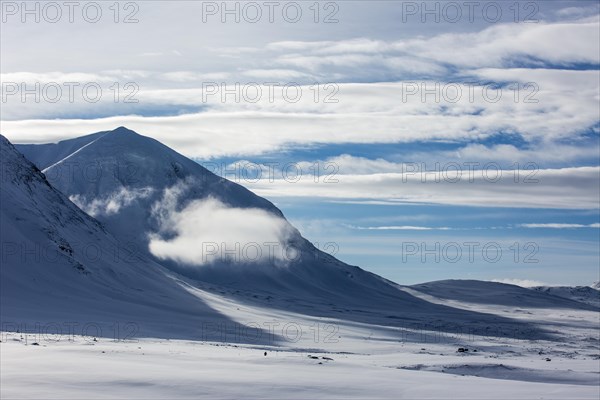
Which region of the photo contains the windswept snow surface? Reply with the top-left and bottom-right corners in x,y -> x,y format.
3,130 -> 600,399
2,330 -> 599,400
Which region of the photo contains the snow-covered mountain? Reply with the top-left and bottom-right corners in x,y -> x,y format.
15,128 -> 416,306
409,280 -> 599,310
9,128 -> 596,340
530,285 -> 600,308
0,134 -> 275,341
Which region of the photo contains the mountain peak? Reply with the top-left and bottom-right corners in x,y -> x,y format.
16,128 -> 285,216
102,126 -> 142,140
81,127 -> 167,155
110,126 -> 138,135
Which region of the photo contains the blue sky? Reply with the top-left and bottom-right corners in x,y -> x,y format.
1,0 -> 599,285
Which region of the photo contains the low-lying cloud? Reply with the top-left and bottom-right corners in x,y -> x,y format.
148,181 -> 293,267
70,187 -> 154,217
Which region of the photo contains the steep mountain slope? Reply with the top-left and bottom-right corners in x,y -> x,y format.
17,131 -> 107,171
0,134 -> 270,341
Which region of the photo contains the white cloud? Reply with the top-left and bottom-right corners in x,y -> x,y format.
241,69 -> 315,80
243,166 -> 600,210
303,155 -> 402,175
555,5 -> 600,20
520,223 -> 600,229
159,71 -> 231,82
70,187 -> 154,217
491,278 -> 549,287
452,143 -> 600,165
266,19 -> 599,77
349,225 -> 452,231
2,69 -> 598,159
397,19 -> 599,67
147,181 -> 293,267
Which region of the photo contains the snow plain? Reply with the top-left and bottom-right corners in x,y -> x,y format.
2,294 -> 599,400
3,277 -> 599,399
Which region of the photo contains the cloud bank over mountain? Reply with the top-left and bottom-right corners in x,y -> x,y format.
148,181 -> 293,266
